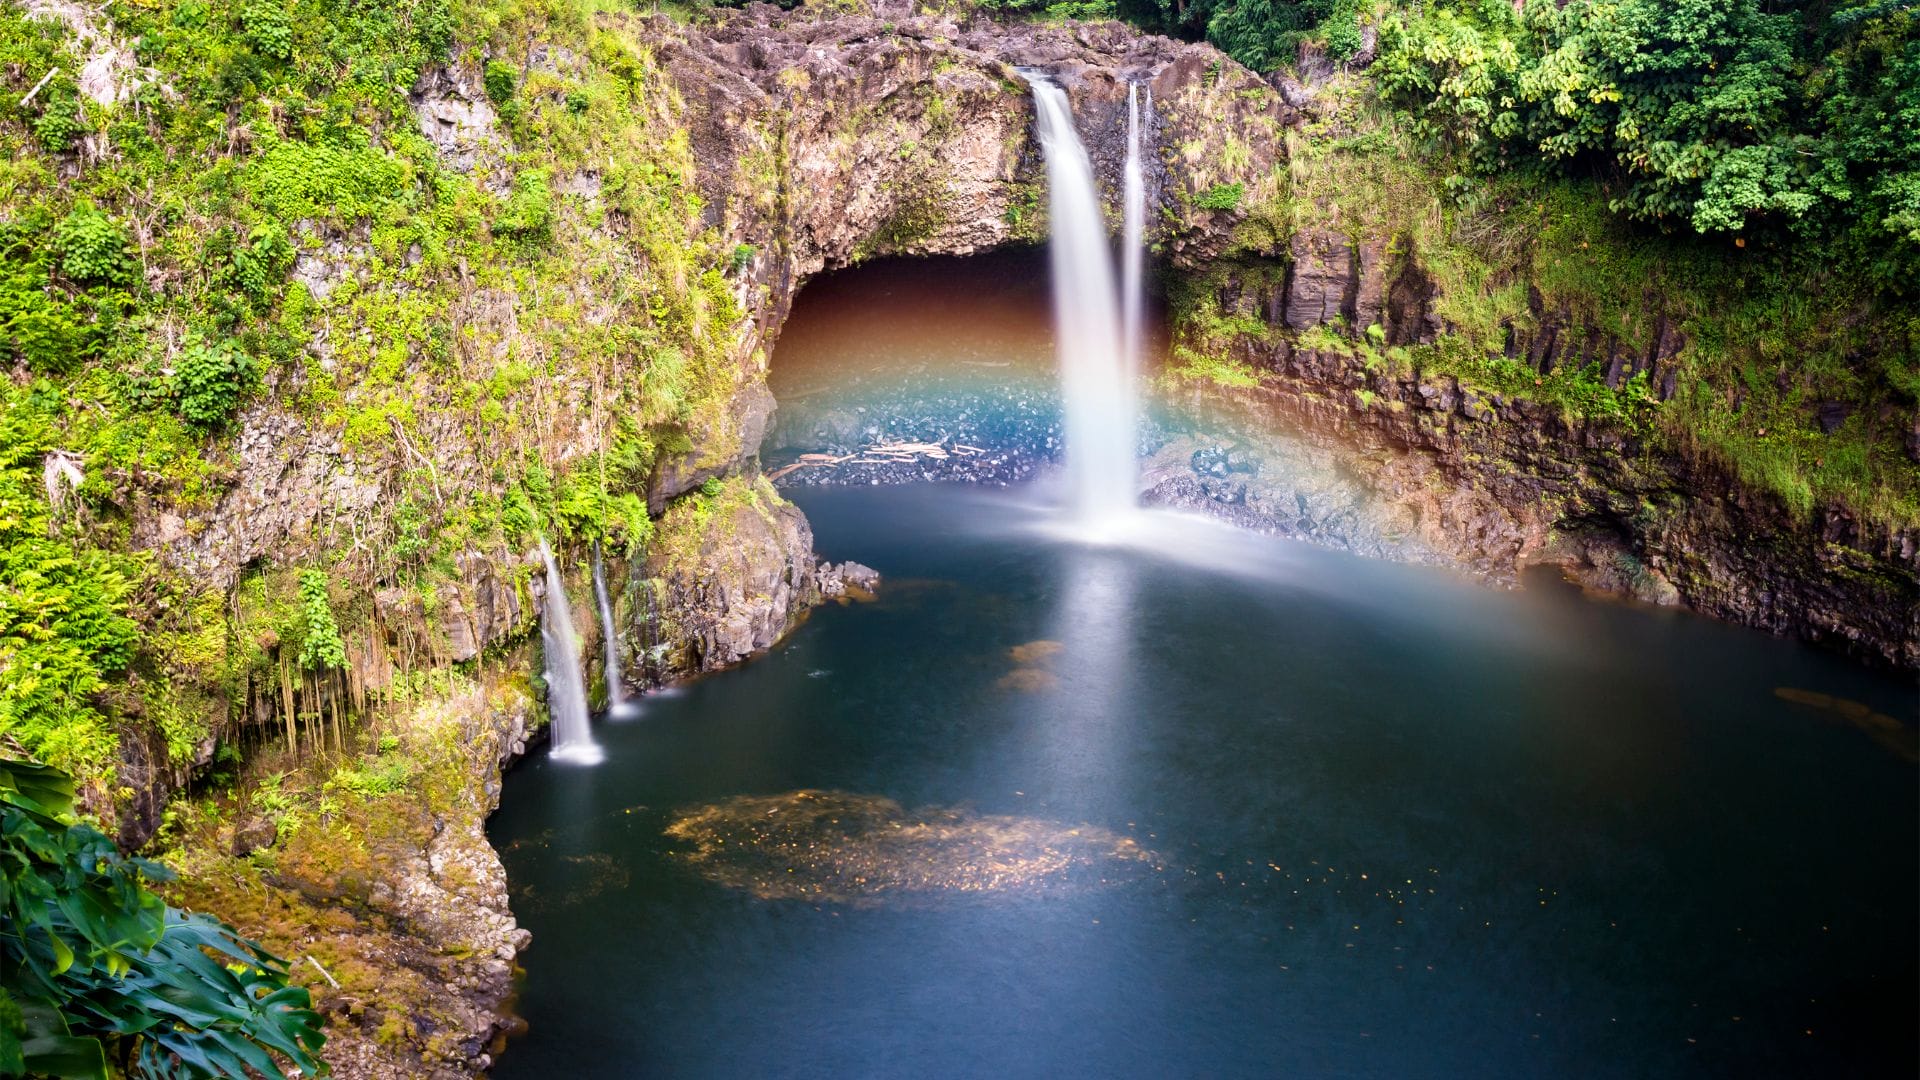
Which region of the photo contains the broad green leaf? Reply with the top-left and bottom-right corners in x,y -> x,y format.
18,1035 -> 107,1080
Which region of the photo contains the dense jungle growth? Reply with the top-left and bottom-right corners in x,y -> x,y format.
1124,0 -> 1918,282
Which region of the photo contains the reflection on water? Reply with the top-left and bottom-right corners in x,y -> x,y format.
665,790 -> 1159,903
492,485 -> 1917,1080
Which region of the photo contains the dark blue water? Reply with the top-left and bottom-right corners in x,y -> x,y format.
491,485 -> 1917,1079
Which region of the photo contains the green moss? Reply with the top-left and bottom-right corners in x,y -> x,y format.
1196,182 -> 1246,211
1163,346 -> 1263,388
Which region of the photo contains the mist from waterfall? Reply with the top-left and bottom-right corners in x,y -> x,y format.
592,543 -> 637,719
1025,74 -> 1138,530
540,540 -> 603,765
1121,82 -> 1148,378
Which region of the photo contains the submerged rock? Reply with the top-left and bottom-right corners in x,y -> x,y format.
664,790 -> 1158,903
817,560 -> 882,601
1774,687 -> 1918,762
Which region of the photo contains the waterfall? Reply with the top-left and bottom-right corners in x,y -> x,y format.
539,540 -> 603,765
592,543 -> 637,719
1121,82 -> 1148,378
1025,74 -> 1138,529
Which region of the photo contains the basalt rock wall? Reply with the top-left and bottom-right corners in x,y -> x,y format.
1151,345 -> 1920,669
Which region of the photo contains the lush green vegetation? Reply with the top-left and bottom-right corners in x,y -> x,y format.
1115,0 -> 1362,66
1374,0 -> 1919,286
0,758 -> 324,1078
0,0 -> 743,805
1122,1 -> 1918,283
0,390 -> 140,787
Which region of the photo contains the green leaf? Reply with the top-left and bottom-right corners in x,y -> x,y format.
19,1035 -> 108,1080
49,933 -> 74,975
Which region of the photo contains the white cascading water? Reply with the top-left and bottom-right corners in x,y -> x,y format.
591,543 -> 636,719
1025,74 -> 1139,530
539,540 -> 603,764
1121,82 -> 1148,378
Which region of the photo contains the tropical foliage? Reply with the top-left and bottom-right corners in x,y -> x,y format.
1372,1 -> 1919,283
0,393 -> 140,784
1108,1 -> 1917,283
1116,0 -> 1362,65
0,759 -> 326,1078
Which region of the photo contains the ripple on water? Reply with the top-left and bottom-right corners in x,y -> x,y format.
663,790 -> 1160,904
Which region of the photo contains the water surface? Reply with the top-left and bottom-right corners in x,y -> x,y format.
493,485 -> 1917,1079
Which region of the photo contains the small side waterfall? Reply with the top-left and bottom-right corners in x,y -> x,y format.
591,543 -> 637,719
1121,82 -> 1148,378
1025,74 -> 1138,530
539,540 -> 603,765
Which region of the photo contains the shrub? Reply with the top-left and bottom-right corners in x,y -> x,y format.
328,757 -> 412,797
173,335 -> 258,427
31,86 -> 83,154
976,0 -> 1117,18
0,223 -> 113,374
415,0 -> 454,55
492,170 -> 553,242
228,222 -> 296,305
52,207 -> 137,289
241,2 -> 295,60
483,59 -> 517,106
1122,0 -> 1350,70
297,570 -> 347,671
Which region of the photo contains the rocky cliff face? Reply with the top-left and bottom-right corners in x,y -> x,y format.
643,1 -> 1289,502
1146,347 -> 1918,668
1172,207 -> 1917,668
169,677 -> 539,1079
641,477 -> 821,675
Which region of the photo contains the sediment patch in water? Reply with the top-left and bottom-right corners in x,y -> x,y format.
997,639 -> 1065,691
664,790 -> 1159,903
1775,687 -> 1919,762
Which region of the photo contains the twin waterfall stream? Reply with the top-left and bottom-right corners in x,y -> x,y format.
540,75 -> 1150,761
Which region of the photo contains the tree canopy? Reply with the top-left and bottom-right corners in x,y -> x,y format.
1372,1 -> 1918,282
1121,0 -> 1917,283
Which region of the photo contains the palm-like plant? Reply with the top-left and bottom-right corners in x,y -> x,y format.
0,759 -> 326,1079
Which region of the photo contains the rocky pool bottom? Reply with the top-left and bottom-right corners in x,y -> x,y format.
490,484 -> 1916,1079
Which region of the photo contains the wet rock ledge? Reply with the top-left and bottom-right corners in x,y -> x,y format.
1151,349 -> 1919,670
